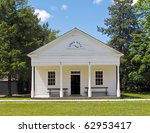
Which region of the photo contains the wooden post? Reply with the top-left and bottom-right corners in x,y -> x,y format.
31,66 -> 35,98
60,62 -> 63,97
117,65 -> 120,97
88,62 -> 92,97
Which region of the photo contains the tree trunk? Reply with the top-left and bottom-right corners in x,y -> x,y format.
8,74 -> 12,96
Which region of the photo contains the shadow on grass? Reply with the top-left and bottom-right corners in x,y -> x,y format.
121,93 -> 150,99
121,94 -> 140,99
0,94 -> 31,99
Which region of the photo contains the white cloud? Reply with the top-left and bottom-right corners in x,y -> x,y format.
132,0 -> 138,5
93,0 -> 103,4
34,9 -> 53,22
61,4 -> 68,10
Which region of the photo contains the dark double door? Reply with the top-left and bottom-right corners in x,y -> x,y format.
71,75 -> 80,95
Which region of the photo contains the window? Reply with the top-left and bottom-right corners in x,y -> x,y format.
48,71 -> 55,85
95,71 -> 103,85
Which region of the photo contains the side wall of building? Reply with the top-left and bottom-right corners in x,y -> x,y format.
0,81 -> 18,95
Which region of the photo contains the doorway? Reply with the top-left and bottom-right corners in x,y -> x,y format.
71,71 -> 80,95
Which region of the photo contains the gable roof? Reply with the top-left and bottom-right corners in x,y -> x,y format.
28,28 -> 123,57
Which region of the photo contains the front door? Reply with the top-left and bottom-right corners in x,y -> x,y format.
71,72 -> 80,95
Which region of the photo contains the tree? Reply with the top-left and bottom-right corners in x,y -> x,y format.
97,0 -> 140,91
129,0 -> 150,92
0,0 -> 58,96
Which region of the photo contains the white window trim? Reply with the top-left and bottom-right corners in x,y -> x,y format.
48,70 -> 56,87
71,70 -> 80,75
94,70 -> 104,86
70,70 -> 81,95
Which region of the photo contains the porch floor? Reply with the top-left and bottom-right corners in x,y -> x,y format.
33,95 -> 118,100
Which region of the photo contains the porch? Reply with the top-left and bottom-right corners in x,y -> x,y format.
31,63 -> 120,98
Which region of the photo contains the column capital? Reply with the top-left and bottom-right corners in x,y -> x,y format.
117,64 -> 120,67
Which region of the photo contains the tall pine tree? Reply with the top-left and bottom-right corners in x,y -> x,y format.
129,0 -> 150,92
97,0 -> 140,91
0,0 -> 57,96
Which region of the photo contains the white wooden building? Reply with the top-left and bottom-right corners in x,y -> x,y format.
28,28 -> 123,98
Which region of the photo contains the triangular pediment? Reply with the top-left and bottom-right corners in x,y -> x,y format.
28,28 -> 123,57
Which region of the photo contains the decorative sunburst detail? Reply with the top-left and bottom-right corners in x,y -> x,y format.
69,41 -> 83,48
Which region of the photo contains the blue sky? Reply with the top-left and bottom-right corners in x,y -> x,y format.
28,0 -> 138,43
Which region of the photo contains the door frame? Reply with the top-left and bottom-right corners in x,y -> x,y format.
70,71 -> 80,95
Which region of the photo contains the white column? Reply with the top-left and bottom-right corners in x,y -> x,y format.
117,65 -> 120,97
60,62 -> 63,97
88,62 -> 92,97
31,66 -> 35,98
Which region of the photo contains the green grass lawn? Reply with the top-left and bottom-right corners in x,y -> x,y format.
121,93 -> 150,99
0,94 -> 31,100
0,92 -> 150,100
0,93 -> 150,116
0,101 -> 150,116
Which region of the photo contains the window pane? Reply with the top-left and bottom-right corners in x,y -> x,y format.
48,73 -> 50,78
